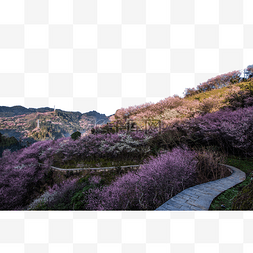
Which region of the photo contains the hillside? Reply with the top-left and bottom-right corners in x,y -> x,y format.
0,106 -> 110,145
106,66 -> 253,128
1,66 -> 253,211
0,132 -> 23,157
108,78 -> 253,128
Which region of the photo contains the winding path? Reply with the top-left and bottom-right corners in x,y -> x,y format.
43,163 -> 246,211
49,164 -> 140,173
155,164 -> 246,211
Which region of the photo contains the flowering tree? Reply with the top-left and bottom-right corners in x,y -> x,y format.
85,146 -> 198,210
177,106 -> 253,157
245,64 -> 253,79
184,70 -> 242,97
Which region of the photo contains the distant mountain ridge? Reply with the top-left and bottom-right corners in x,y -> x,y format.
0,106 -> 111,118
0,106 -> 54,117
0,106 -> 112,145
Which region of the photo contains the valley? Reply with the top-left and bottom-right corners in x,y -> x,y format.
1,65 -> 253,211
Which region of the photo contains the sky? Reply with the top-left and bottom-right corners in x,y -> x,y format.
0,1 -> 253,117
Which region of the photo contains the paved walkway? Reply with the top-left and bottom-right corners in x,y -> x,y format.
49,164 -> 140,173
38,162 -> 141,174
155,164 -> 246,211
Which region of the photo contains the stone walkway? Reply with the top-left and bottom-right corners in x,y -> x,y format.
155,164 -> 246,211
49,164 -> 140,173
37,162 -> 141,175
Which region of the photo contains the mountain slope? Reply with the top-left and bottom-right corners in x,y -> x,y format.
109,79 -> 253,128
0,106 -> 110,144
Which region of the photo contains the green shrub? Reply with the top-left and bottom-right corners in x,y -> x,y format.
71,131 -> 81,140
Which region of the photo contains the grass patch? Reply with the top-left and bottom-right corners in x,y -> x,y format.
209,156 -> 253,210
184,86 -> 232,102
